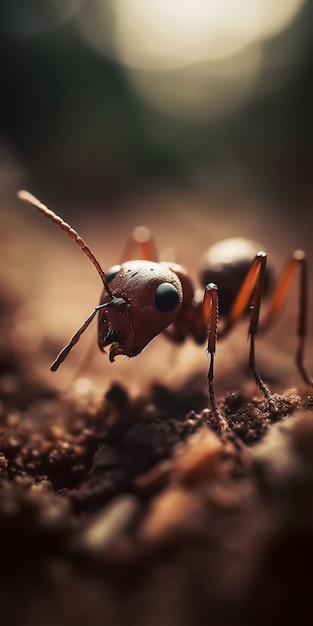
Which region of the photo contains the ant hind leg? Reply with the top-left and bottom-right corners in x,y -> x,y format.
121,226 -> 158,262
260,250 -> 312,388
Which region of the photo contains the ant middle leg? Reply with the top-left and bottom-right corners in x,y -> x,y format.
219,252 -> 277,407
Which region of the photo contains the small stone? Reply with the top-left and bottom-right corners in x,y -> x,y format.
81,494 -> 140,553
0,453 -> 8,471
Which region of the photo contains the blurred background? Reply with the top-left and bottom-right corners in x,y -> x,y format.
0,0 -> 312,398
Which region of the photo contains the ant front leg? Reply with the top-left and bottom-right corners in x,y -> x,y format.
50,303 -> 110,371
203,283 -> 228,431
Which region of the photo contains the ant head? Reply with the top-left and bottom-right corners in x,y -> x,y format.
98,260 -> 183,361
17,192 -> 183,369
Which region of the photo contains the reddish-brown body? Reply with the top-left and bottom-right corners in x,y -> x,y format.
18,190 -> 312,425
97,238 -> 272,359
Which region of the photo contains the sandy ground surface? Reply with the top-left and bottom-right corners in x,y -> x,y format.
1,156 -> 312,401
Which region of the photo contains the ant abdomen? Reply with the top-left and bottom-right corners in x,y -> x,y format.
199,237 -> 273,317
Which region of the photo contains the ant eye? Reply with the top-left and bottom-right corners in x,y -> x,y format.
106,264 -> 122,283
154,282 -> 179,312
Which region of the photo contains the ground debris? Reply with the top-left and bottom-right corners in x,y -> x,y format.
0,378 -> 313,625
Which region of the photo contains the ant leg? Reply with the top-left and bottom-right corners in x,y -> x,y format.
259,251 -> 312,387
203,283 -> 228,431
220,252 -> 275,406
247,255 -> 276,404
121,226 -> 158,262
51,304 -> 108,371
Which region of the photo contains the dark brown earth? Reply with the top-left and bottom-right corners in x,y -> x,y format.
1,284 -> 313,626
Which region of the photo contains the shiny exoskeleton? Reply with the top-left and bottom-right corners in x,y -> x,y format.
98,260 -> 183,360
18,191 -> 312,428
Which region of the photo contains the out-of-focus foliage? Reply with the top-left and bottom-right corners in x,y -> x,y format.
0,0 -> 312,212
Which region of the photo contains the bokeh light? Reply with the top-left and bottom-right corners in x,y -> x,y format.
76,0 -> 305,117
111,0 -> 304,68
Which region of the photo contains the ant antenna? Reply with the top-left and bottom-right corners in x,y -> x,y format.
17,190 -> 113,298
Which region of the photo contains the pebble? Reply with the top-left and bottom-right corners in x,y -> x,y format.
81,494 -> 140,553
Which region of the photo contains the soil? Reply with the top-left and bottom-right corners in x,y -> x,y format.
1,286 -> 313,626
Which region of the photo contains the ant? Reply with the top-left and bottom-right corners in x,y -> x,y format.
18,190 -> 312,429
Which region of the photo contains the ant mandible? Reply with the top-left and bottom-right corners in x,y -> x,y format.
18,190 -> 312,429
